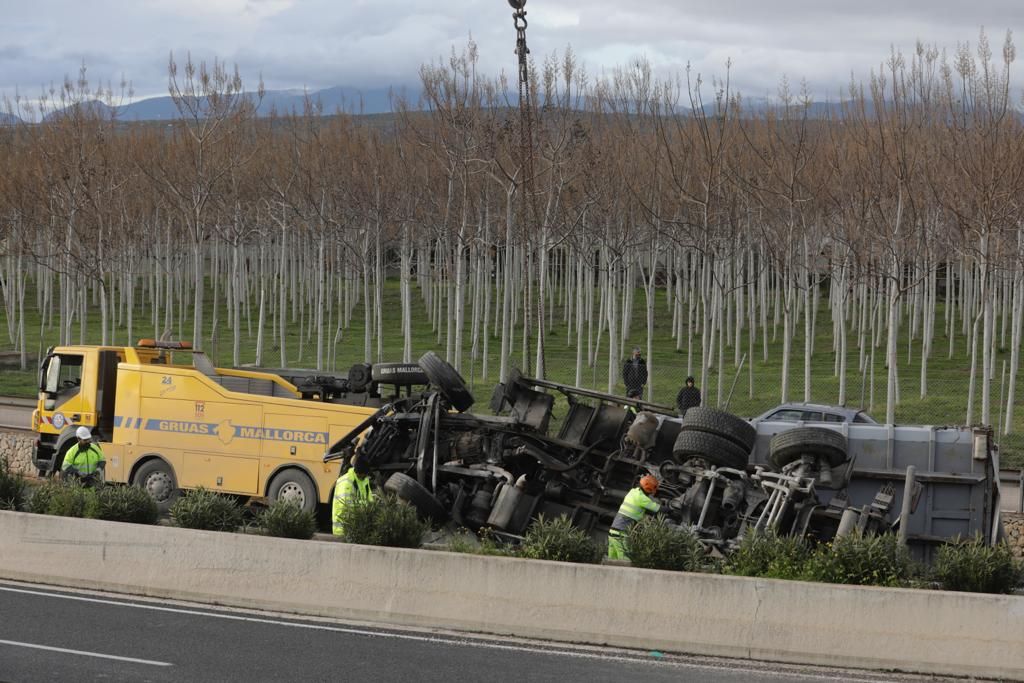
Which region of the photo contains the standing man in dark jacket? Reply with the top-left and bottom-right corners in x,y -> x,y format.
622,347 -> 648,399
676,376 -> 701,416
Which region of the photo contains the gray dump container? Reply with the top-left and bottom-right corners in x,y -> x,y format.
752,423 -> 1001,562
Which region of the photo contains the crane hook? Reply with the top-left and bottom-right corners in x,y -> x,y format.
507,0 -> 526,9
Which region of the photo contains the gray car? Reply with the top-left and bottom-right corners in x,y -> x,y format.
752,402 -> 877,425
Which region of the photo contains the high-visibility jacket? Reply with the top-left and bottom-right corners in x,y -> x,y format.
61,443 -> 105,476
332,469 -> 374,536
610,486 -> 660,535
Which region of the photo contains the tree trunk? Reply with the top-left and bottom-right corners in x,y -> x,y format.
255,239 -> 266,367
499,193 -> 514,382
315,231 -> 326,370
279,222 -> 288,367
192,238 -> 204,351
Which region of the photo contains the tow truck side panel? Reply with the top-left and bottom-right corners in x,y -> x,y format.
109,361 -> 375,503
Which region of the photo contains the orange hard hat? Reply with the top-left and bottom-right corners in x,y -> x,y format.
639,475 -> 659,495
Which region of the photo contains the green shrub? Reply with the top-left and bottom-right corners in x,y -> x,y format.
339,494 -> 427,548
257,500 -> 318,540
725,532 -> 811,580
27,479 -> 97,518
933,537 -> 1022,594
0,458 -> 26,511
88,485 -> 160,524
803,533 -> 914,587
520,515 -> 600,564
26,480 -> 56,514
170,487 -> 244,532
626,517 -> 705,571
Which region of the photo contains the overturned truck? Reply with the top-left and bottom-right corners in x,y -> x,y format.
326,353 -> 1002,561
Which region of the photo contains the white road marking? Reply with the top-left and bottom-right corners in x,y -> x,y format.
0,638 -> 172,666
0,582 -> 920,682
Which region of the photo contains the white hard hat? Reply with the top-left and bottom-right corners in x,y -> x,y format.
75,426 -> 92,440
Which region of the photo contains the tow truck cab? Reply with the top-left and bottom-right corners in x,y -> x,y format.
33,344 -> 134,476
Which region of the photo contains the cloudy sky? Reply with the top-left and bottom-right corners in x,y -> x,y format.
2,0 -> 1023,105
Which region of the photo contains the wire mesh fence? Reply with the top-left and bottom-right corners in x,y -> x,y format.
1,279 -> 1021,466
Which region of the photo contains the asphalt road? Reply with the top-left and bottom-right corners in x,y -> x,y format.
0,580 -> 961,683
0,400 -> 33,432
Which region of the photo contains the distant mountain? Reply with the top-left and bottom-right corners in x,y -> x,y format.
41,99 -> 116,122
306,86 -> 416,115
0,112 -> 21,125
36,88 -> 887,125
104,86 -> 416,122
724,98 -> 876,119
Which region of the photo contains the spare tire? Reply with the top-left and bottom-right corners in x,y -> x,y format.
371,363 -> 428,385
418,351 -> 474,412
384,472 -> 448,526
348,363 -> 372,393
672,430 -> 750,470
679,407 -> 756,452
769,427 -> 848,470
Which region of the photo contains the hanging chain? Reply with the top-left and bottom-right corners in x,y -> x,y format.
512,2 -> 530,101
510,0 -> 535,225
509,0 -> 543,375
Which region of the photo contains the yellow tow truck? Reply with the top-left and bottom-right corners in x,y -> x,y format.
32,339 -> 428,512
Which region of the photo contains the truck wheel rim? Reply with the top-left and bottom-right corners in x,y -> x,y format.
278,482 -> 305,506
146,472 -> 173,502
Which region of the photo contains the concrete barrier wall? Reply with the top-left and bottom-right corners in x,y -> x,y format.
1,511 -> 1022,679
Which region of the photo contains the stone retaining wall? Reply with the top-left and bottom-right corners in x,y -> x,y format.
1004,513 -> 1024,560
0,432 -> 34,476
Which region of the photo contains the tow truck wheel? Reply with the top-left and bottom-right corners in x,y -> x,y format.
50,438 -> 76,475
132,458 -> 180,514
267,470 -> 317,513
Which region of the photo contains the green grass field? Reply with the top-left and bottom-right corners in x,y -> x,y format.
2,278 -> 1021,465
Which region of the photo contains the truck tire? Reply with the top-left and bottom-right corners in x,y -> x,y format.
672,430 -> 750,470
371,363 -> 428,386
132,458 -> 180,514
384,472 -> 448,526
267,469 -> 317,513
679,407 -> 757,452
418,351 -> 474,413
769,427 -> 849,470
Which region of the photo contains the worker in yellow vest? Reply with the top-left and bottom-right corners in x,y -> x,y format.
607,475 -> 661,560
60,426 -> 106,486
332,455 -> 374,537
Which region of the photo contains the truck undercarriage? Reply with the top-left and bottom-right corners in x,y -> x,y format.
325,353 -> 976,557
